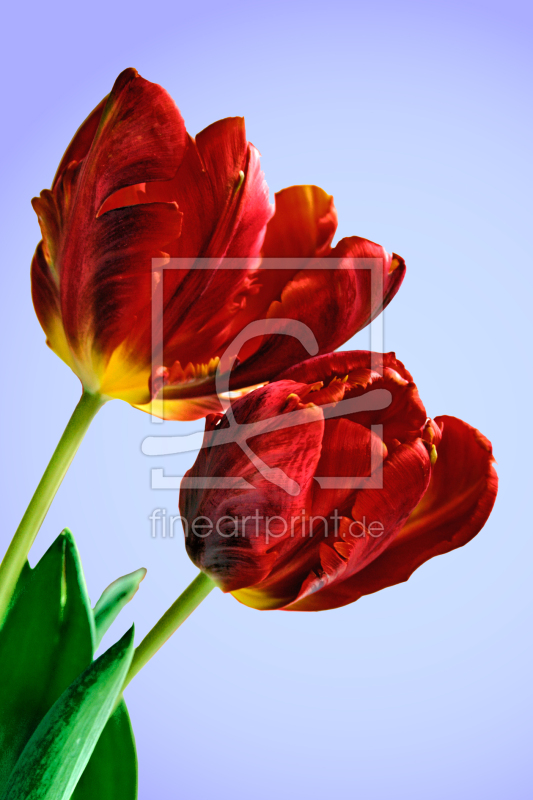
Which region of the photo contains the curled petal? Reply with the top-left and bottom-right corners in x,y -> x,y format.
329,236 -> 406,335
294,415 -> 498,609
228,240 -> 406,391
278,350 -> 414,385
279,350 -> 427,446
276,438 -> 432,611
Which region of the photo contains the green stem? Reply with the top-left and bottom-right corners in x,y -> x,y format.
0,390 -> 106,623
124,571 -> 216,689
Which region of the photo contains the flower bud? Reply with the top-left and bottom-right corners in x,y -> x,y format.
32,69 -> 406,419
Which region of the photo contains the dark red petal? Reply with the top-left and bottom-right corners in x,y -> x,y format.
137,117 -> 272,260
31,243 -> 76,374
278,350 -> 415,384
285,438 -> 431,610
195,118 -> 271,259
335,236 -> 406,323
31,243 -> 59,333
292,415 -> 497,609
382,415 -> 498,574
33,69 -> 187,368
224,141 -> 273,259
279,350 -> 428,447
180,381 -> 325,592
232,420 -> 382,609
142,119 -> 272,370
166,119 -> 256,256
227,239 -> 406,391
85,202 -> 183,367
88,68 -> 187,211
309,418 -> 377,518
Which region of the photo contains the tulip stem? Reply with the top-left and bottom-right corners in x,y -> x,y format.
123,571 -> 216,689
0,389 -> 106,625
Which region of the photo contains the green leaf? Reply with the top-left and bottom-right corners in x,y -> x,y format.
0,529 -> 138,799
0,530 -> 94,791
71,700 -> 137,800
93,568 -> 147,649
0,627 -> 134,800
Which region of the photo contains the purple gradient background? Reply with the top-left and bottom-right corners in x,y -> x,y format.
2,0 -> 532,797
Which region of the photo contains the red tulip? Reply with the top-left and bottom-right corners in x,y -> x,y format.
180,351 -> 497,610
32,69 -> 406,419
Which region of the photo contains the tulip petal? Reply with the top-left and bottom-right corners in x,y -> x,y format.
181,381 -> 325,592
231,354 -> 432,611
261,185 -> 338,259
142,118 -> 273,370
135,391 -> 226,422
149,185 -> 337,411
278,350 -> 427,446
277,350 -> 413,384
309,418 -> 377,518
231,421 -> 381,610
88,68 -> 187,211
282,437 -> 431,610
290,415 -> 497,609
157,193 -> 406,407
143,118 -> 272,260
196,118 -> 272,259
329,236 -> 407,334
377,415 -> 498,576
61,200 -> 182,396
31,244 -> 75,374
228,239 -> 406,391
92,203 -> 182,350
31,69 -> 187,389
217,185 -> 337,363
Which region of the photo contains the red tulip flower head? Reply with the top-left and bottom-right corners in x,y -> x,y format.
32,69 -> 406,419
179,352 -> 498,610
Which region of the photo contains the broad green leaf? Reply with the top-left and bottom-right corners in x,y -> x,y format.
0,626 -> 134,800
93,568 -> 147,649
0,530 -> 94,791
0,528 -> 138,798
71,700 -> 137,800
